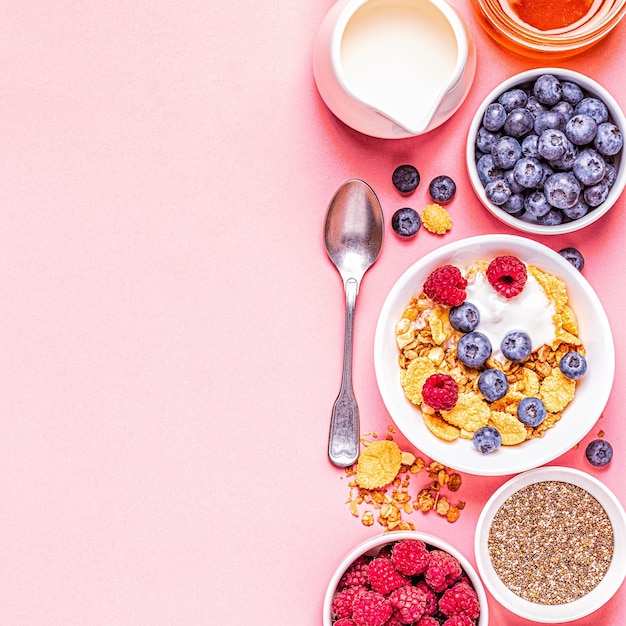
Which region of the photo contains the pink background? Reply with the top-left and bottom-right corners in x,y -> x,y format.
0,1 -> 625,624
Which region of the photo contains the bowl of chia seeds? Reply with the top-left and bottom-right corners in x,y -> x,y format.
474,466 -> 626,622
466,68 -> 626,235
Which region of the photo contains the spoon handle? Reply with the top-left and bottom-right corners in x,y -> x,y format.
329,277 -> 360,467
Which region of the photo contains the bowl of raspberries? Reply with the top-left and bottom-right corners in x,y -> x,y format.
466,68 -> 626,234
374,234 -> 614,476
323,531 -> 488,626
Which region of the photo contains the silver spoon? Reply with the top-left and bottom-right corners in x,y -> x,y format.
324,179 -> 384,467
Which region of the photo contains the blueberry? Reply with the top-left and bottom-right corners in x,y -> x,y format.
559,351 -> 587,379
391,207 -> 421,237
594,122 -> 624,156
504,108 -> 534,137
575,97 -> 609,124
548,142 -> 578,171
551,100 -> 574,121
498,88 -> 528,112
476,154 -> 503,186
502,192 -> 525,214
392,164 -> 420,194
533,74 -> 562,106
472,426 -> 502,454
562,199 -> 589,220
604,163 -> 617,187
513,156 -> 544,188
565,114 -> 597,145
558,247 -> 585,271
521,134 -> 540,158
483,102 -> 507,131
536,208 -> 564,225
544,172 -> 581,209
583,179 -> 610,207
517,397 -> 547,427
524,190 -> 552,217
561,80 -> 584,105
501,330 -> 532,361
457,331 -> 492,368
429,175 -> 456,204
476,126 -> 502,154
504,168 -> 524,193
492,136 -> 522,169
485,179 -> 512,205
525,95 -> 548,118
537,129 -> 569,161
478,369 -> 509,402
585,439 -> 613,467
534,110 -> 565,135
449,302 -> 480,333
573,149 -> 606,185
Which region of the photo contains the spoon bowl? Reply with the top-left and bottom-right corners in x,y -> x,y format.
324,179 -> 384,467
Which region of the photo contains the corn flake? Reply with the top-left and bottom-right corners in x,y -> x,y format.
528,265 -> 568,312
422,203 -> 452,235
355,440 -> 403,489
540,368 -> 576,412
423,412 -> 460,441
441,392 -> 490,432
401,357 -> 436,405
489,410 -> 527,445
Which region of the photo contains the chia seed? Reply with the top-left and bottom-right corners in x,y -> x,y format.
488,480 -> 614,605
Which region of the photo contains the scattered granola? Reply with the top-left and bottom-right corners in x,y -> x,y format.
345,429 -> 465,529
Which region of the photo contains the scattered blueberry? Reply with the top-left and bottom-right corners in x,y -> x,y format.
429,175 -> 457,204
483,102 -> 507,131
501,330 -> 532,361
473,426 -> 502,454
392,164 -> 420,194
559,351 -> 587,379
517,397 -> 547,427
558,247 -> 585,271
478,369 -> 509,402
391,207 -> 421,237
449,302 -> 480,333
585,439 -> 613,467
594,122 -> 624,156
457,331 -> 492,368
533,74 -> 562,106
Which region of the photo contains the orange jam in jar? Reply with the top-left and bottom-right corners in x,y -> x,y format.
509,0 -> 593,30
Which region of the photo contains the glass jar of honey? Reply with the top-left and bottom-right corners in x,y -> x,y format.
470,0 -> 626,59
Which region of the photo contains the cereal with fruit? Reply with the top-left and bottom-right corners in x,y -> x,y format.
395,254 -> 587,453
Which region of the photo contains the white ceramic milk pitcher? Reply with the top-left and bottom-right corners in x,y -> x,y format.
313,0 -> 476,139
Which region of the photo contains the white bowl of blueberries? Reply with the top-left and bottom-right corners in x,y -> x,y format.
467,68 -> 626,234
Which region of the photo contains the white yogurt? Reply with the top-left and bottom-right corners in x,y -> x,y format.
465,269 -> 556,363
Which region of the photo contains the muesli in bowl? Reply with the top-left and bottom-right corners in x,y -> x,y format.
374,235 -> 614,476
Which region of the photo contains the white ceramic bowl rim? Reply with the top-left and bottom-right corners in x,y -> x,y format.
474,466 -> 626,622
466,68 -> 626,235
374,234 -> 615,476
323,530 -> 489,625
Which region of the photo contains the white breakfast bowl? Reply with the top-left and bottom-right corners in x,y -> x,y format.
323,530 -> 489,625
475,466 -> 626,622
466,68 -> 626,235
374,234 -> 614,476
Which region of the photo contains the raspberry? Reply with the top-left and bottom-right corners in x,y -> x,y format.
423,265 -> 467,307
415,580 -> 438,615
391,539 -> 431,576
332,587 -> 361,619
368,558 -> 407,595
389,584 -> 427,624
486,255 -> 527,298
416,617 -> 442,626
334,620 -> 357,626
441,615 -> 474,626
438,581 -> 480,620
421,374 -> 459,411
339,555 -> 371,589
384,614 -> 404,626
424,550 -> 462,593
351,590 -> 393,626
